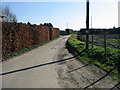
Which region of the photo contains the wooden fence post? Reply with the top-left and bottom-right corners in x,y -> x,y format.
92,31 -> 93,48
104,29 -> 107,52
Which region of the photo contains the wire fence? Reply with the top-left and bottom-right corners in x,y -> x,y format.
77,31 -> 120,50
77,29 -> 120,86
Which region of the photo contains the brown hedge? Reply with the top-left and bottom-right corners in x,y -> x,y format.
2,22 -> 60,57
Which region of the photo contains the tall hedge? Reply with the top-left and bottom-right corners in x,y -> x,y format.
2,22 -> 60,56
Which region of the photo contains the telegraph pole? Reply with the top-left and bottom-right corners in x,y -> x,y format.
67,22 -> 68,29
86,0 -> 89,49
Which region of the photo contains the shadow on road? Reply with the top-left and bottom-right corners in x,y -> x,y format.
1,41 -> 88,76
1,56 -> 76,76
0,40 -> 87,76
84,66 -> 116,89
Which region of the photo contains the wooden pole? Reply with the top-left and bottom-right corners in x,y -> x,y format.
86,0 -> 89,49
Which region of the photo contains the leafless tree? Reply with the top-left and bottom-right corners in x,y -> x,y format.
2,6 -> 17,22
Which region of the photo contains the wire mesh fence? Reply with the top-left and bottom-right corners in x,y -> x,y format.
78,29 -> 120,50
77,28 -> 120,83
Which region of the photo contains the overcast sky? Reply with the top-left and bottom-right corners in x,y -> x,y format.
2,0 -> 120,30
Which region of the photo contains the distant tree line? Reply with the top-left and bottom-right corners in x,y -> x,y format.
79,27 -> 120,35
65,29 -> 73,35
40,23 -> 53,27
27,22 -> 53,27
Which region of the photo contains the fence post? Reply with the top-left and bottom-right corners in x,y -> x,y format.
92,30 -> 93,48
104,29 -> 107,52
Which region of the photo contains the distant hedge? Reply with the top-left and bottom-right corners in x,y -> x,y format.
2,22 -> 60,57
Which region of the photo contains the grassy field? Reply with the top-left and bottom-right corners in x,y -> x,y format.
67,34 -> 120,81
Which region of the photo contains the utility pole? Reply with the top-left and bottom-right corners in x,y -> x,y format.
86,0 -> 89,49
67,22 -> 68,29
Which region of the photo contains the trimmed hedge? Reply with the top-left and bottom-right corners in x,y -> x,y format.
2,22 -> 60,57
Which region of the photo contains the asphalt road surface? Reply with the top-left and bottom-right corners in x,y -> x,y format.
1,35 -> 117,88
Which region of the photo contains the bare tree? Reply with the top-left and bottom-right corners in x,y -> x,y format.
12,14 -> 17,22
2,6 -> 17,22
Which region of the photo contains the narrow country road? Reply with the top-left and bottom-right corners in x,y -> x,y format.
2,35 -> 70,88
2,35 -> 117,88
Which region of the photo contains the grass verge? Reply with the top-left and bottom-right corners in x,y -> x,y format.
67,34 -> 120,81
2,37 -> 60,61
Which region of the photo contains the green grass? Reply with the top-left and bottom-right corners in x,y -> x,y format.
67,34 -> 120,81
2,37 -> 60,61
107,39 -> 120,43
